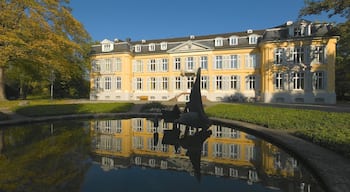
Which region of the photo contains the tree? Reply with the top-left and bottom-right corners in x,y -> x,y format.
300,0 -> 350,100
0,0 -> 91,101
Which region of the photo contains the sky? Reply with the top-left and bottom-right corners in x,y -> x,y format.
69,0 -> 344,42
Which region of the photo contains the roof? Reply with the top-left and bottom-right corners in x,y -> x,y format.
91,20 -> 338,55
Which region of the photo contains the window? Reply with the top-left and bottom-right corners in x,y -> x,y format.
133,119 -> 143,132
215,56 -> 223,69
149,59 -> 156,72
175,77 -> 181,90
115,120 -> 122,133
102,43 -> 113,52
275,73 -> 284,90
229,144 -> 240,159
213,143 -> 223,157
160,42 -> 167,50
292,72 -> 304,90
312,46 -> 325,64
246,54 -> 257,68
246,75 -> 255,90
215,37 -> 223,46
115,77 -> 121,90
114,58 -> 122,72
314,72 -> 325,90
274,48 -> 284,64
200,56 -> 208,69
214,166 -> 224,176
105,59 -> 111,72
187,76 -> 194,89
115,138 -> 122,152
149,77 -> 157,90
201,76 -> 208,90
229,168 -> 238,177
174,57 -> 181,71
214,125 -> 222,137
229,36 -> 238,45
229,129 -> 240,138
292,47 -> 304,64
92,60 -> 100,72
215,76 -> 223,90
133,136 -> 143,149
229,55 -> 239,69
133,60 -> 143,72
95,78 -> 100,90
161,77 -> 168,90
161,59 -> 168,71
136,78 -> 142,90
149,43 -> 156,51
135,45 -> 141,52
294,24 -> 306,36
186,57 -> 194,71
104,77 -> 111,90
230,75 -> 239,90
246,146 -> 256,161
248,35 -> 258,44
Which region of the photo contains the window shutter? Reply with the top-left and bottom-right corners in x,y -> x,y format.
323,71 -> 327,89
245,55 -> 249,68
223,76 -> 229,90
223,55 -> 229,69
283,73 -> 288,90
256,54 -> 260,68
245,76 -> 249,90
237,76 -> 241,90
324,46 -> 328,64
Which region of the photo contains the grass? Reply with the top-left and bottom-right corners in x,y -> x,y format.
0,99 -> 133,117
205,103 -> 350,158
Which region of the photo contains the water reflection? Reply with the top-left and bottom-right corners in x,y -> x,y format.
90,118 -> 324,192
0,118 -> 324,192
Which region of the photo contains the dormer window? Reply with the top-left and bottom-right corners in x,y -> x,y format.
135,44 -> 141,53
149,43 -> 156,51
215,37 -> 224,47
160,42 -> 167,50
229,36 -> 238,46
294,24 -> 306,36
101,39 -> 114,52
248,35 -> 258,44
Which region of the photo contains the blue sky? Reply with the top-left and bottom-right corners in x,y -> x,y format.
70,0 -> 344,42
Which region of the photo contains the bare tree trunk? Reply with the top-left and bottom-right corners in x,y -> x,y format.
0,67 -> 7,101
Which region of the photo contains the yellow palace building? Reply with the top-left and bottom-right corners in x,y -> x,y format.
90,19 -> 339,104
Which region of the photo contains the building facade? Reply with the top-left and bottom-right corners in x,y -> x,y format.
90,20 -> 339,104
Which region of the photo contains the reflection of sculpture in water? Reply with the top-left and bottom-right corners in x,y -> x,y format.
179,126 -> 212,181
162,124 -> 212,181
161,68 -> 212,180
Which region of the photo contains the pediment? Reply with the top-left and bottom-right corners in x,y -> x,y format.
100,39 -> 114,44
168,41 -> 212,53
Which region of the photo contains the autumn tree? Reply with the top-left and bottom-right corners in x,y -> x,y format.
300,0 -> 350,100
0,0 -> 91,100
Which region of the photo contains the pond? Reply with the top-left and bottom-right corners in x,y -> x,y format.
0,117 -> 325,192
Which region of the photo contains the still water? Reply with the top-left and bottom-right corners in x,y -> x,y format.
0,117 -> 324,192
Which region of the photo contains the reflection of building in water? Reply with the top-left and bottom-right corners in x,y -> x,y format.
90,118 -> 320,191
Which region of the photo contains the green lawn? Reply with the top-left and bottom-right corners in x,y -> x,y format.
0,100 -> 133,117
205,103 -> 350,158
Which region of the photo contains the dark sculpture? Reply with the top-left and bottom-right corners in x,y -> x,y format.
161,67 -> 211,129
